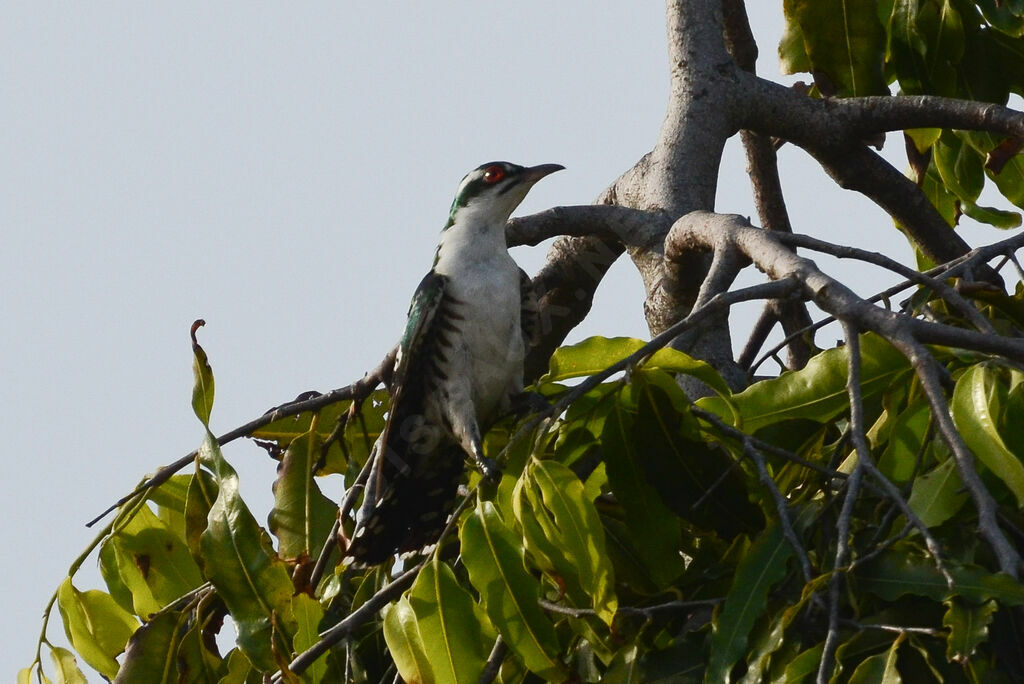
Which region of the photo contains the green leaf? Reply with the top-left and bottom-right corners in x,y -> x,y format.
907,456 -> 968,527
190,320 -> 215,427
48,647 -> 87,684
267,429 -> 337,561
407,557 -> 495,684
943,597 -> 998,663
383,596 -> 435,684
783,0 -> 888,96
198,432 -> 296,671
461,501 -> 565,681
962,202 -> 1022,229
101,504 -> 205,617
57,578 -> 139,680
291,593 -> 327,683
917,163 -> 960,227
599,387 -> 684,588
934,131 -> 984,204
252,391 -> 389,476
964,131 -> 1024,210
979,0 -> 1024,37
847,634 -> 902,683
708,524 -> 795,682
633,374 -> 762,538
517,459 -> 617,623
951,364 -> 1024,507
147,474 -> 194,539
114,610 -> 189,683
779,7 -> 811,74
542,336 -> 730,396
217,649 -> 256,684
857,548 -> 1024,605
184,466 -> 219,569
781,643 -> 824,682
177,611 -> 225,684
698,333 -> 909,433
877,401 -> 930,484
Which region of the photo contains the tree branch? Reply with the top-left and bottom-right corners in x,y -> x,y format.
87,348 -> 397,527
668,211 -> 1023,576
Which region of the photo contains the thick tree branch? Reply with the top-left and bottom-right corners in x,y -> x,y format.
668,211 -> 1023,576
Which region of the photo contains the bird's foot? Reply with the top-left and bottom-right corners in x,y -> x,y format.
474,453 -> 501,482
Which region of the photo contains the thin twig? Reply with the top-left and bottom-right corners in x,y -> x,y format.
538,597 -> 723,620
276,562 -> 422,681
819,323 -> 868,684
497,278 -> 800,465
87,348 -> 397,527
476,637 -> 508,684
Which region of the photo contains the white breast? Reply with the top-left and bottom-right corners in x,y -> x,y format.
433,219 -> 525,422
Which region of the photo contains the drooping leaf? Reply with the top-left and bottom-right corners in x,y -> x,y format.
783,0 -> 888,96
964,130 -> 1024,210
176,605 -> 226,684
184,466 -> 219,570
114,610 -> 189,683
406,557 -> 495,684
633,374 -> 763,538
48,647 -> 87,684
516,459 -> 617,624
951,364 -> 1024,507
197,432 -> 296,671
100,504 -> 204,617
599,387 -> 684,588
461,500 -> 566,681
190,320 -> 215,428
383,596 -> 435,684
267,429 -> 337,561
291,593 -> 327,683
708,524 -> 795,682
934,131 -> 984,204
56,578 -> 139,680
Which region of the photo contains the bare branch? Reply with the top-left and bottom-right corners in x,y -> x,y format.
670,211 -> 1023,576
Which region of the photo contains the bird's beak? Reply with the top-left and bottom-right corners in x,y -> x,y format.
521,163 -> 565,184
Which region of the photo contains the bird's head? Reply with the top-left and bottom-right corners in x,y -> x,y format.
444,161 -> 564,230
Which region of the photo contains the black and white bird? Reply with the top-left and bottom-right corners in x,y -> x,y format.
344,161 -> 563,566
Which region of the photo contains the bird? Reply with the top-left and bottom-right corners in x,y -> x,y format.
343,161 -> 564,567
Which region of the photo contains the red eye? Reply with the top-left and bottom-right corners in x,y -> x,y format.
482,165 -> 505,184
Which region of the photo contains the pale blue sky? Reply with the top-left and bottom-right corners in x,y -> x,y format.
4,3 -> 1011,679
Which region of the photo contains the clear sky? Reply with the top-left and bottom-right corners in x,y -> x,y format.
3,3 -> 1012,679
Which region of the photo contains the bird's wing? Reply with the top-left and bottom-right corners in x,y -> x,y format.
391,270 -> 449,406
372,270 -> 449,479
346,271 -> 463,567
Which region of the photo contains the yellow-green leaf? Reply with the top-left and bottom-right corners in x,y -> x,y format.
461,501 -> 565,680
952,364 -> 1024,507
56,578 -> 138,680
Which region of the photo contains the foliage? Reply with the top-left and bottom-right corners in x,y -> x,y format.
24,1 -> 1024,682
24,325 -> 1024,682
